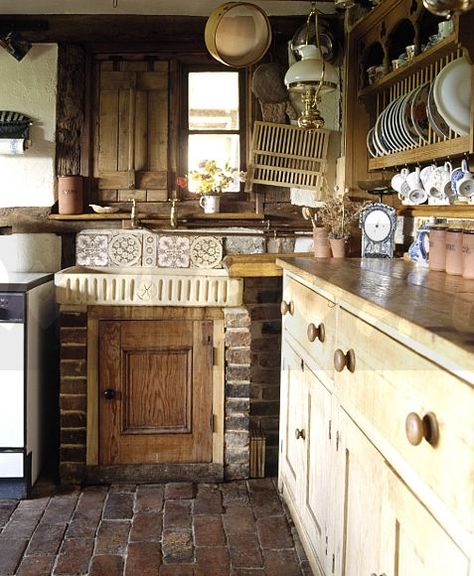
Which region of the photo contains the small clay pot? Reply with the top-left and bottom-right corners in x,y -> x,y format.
58,176 -> 83,215
313,227 -> 331,258
329,237 -> 347,258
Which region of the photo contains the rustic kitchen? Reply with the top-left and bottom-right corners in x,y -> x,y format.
0,0 -> 472,574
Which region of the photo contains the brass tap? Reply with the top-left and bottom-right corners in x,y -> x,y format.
170,198 -> 179,229
129,198 -> 139,228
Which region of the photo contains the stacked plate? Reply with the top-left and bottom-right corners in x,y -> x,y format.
367,56 -> 472,158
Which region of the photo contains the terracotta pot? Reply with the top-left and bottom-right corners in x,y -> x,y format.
313,227 -> 331,258
329,237 -> 347,258
58,176 -> 83,215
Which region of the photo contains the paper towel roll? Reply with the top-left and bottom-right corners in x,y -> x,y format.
0,234 -> 61,272
0,139 -> 27,155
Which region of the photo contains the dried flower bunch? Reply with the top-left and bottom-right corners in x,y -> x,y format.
179,160 -> 246,196
318,191 -> 367,239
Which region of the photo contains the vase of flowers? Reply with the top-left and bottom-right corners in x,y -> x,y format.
318,190 -> 366,258
178,160 -> 246,214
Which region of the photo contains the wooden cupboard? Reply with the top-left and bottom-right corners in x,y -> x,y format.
86,306 -> 224,469
98,318 -> 213,465
278,267 -> 473,576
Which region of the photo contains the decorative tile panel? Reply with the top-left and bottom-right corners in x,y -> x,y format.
157,236 -> 190,268
76,233 -> 109,266
224,236 -> 265,255
108,233 -> 142,267
190,236 -> 223,269
142,232 -> 157,267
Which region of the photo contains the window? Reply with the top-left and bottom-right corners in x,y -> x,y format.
182,69 -> 245,193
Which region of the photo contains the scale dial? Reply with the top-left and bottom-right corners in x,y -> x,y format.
359,202 -> 397,258
363,209 -> 393,242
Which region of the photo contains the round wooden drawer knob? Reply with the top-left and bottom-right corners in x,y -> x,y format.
307,322 -> 325,343
280,300 -> 294,316
405,412 -> 439,447
295,428 -> 306,440
334,348 -> 356,373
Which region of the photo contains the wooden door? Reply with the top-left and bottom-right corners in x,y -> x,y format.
334,411 -> 389,576
279,339 -> 306,508
99,319 -> 213,465
94,59 -> 169,202
380,469 -> 470,576
302,366 -> 333,575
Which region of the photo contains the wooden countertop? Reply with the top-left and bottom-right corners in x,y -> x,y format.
223,253 -> 313,277
277,257 -> 474,381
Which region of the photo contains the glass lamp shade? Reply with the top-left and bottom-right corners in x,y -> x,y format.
284,45 -> 338,95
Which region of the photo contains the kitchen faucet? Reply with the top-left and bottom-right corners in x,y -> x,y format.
170,198 -> 179,229
129,198 -> 139,228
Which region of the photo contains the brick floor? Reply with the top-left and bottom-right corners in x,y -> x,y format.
0,479 -> 311,576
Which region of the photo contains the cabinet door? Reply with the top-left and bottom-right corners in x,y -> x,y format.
303,365 -> 333,574
334,411 -> 389,576
99,319 -> 213,465
279,338 -> 306,508
380,469 -> 470,576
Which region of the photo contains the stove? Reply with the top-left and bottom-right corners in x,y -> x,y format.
0,272 -> 56,498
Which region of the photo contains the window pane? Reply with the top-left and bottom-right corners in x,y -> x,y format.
188,72 -> 239,130
188,134 -> 240,192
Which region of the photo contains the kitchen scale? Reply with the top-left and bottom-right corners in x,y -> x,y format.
358,181 -> 398,258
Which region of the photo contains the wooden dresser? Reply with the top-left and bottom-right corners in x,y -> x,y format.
277,257 -> 473,576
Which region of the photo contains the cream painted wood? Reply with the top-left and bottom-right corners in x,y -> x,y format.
303,364 -> 333,576
281,275 -> 337,387
279,338 -> 306,509
336,306 -> 474,532
334,410 -> 389,576
278,263 -> 473,576
380,467 -> 470,576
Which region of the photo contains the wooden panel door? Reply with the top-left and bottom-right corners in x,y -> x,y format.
302,365 -> 333,575
334,411 -> 389,576
380,469 -> 470,576
279,338 -> 306,508
99,319 -> 213,465
94,59 -> 169,201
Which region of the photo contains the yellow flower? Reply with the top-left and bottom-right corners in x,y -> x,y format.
188,160 -> 245,195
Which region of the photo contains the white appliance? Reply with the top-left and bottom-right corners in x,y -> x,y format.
0,272 -> 56,498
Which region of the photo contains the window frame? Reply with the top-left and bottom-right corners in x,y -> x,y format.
179,63 -> 247,198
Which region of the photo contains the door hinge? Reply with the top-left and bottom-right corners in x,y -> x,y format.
336,430 -> 340,452
332,553 -> 335,574
325,535 -> 328,556
210,414 -> 217,433
329,419 -> 332,441
211,346 -> 217,366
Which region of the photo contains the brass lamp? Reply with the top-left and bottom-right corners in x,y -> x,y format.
284,3 -> 338,129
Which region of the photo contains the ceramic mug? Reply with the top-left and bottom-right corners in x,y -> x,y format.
405,44 -> 418,60
401,167 -> 428,204
451,160 -> 474,198
199,194 -> 220,214
429,161 -> 453,199
391,168 -> 409,195
438,19 -> 454,39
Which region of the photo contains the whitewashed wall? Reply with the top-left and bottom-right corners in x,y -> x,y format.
0,44 -> 58,207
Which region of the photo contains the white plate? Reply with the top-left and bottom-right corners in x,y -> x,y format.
433,56 -> 472,136
89,204 -> 121,214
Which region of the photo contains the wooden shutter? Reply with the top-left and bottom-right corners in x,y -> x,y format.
94,59 -> 169,202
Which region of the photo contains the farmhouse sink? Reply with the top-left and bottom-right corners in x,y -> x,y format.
55,266 -> 243,307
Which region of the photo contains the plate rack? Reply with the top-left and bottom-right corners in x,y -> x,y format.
344,0 -> 474,200
246,121 -> 330,191
368,45 -> 471,170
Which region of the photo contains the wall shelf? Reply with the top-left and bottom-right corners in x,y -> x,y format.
48,212 -> 265,222
399,205 -> 474,218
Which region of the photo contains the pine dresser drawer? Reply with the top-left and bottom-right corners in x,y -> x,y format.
281,275 -> 337,381
334,306 -> 474,531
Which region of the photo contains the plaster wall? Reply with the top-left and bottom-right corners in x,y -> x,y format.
0,44 -> 58,207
